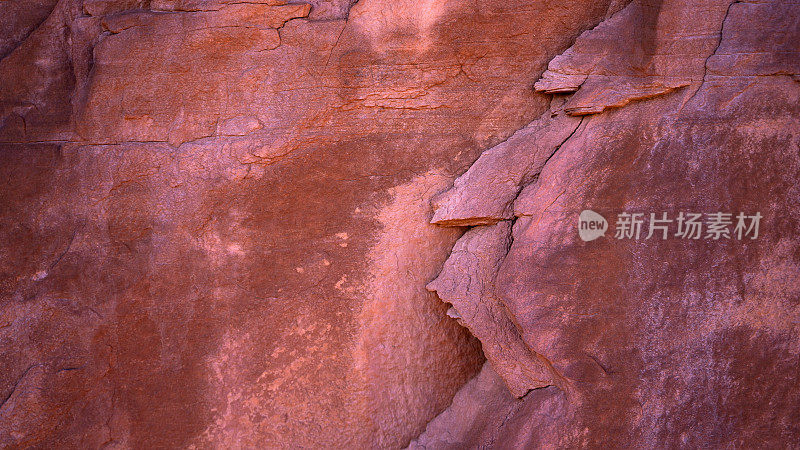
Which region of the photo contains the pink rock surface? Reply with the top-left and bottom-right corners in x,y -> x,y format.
2,0 -> 798,446
422,0 -> 800,447
431,107 -> 581,226
0,0 -> 630,447
427,222 -> 554,397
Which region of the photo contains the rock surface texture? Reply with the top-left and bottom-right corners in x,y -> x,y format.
0,0 -> 628,447
418,0 -> 800,447
1,0 -> 798,448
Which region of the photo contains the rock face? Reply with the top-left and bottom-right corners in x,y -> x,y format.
0,0 -> 633,447
2,0 -> 798,447
419,0 -> 800,447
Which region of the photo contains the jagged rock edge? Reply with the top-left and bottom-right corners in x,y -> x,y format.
424,0 -> 734,405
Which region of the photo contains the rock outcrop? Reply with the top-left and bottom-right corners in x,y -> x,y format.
0,0 -> 635,447
2,0 -> 799,447
420,0 -> 800,447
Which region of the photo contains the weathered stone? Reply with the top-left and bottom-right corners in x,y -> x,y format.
422,0 -> 800,447
409,362 -> 568,450
427,222 -> 554,397
5,0 -> 797,445
0,0 -> 626,446
431,103 -> 581,226
534,0 -> 728,115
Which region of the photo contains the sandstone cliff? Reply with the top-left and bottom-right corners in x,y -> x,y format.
1,0 -> 798,447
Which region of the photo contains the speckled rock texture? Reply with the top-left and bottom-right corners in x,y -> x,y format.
0,0 -> 633,447
419,0 -> 800,447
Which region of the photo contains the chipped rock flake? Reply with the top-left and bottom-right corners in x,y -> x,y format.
427,221 -> 555,397
431,103 -> 581,226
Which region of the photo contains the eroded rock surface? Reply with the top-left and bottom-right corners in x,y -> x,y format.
426,222 -> 555,398
0,0 -> 632,447
423,0 -> 800,447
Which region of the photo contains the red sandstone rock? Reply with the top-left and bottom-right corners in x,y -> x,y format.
426,222 -> 554,397
422,0 -> 800,447
0,0 -> 629,447
3,0 -> 798,446
431,107 -> 581,226
409,362 -> 569,450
